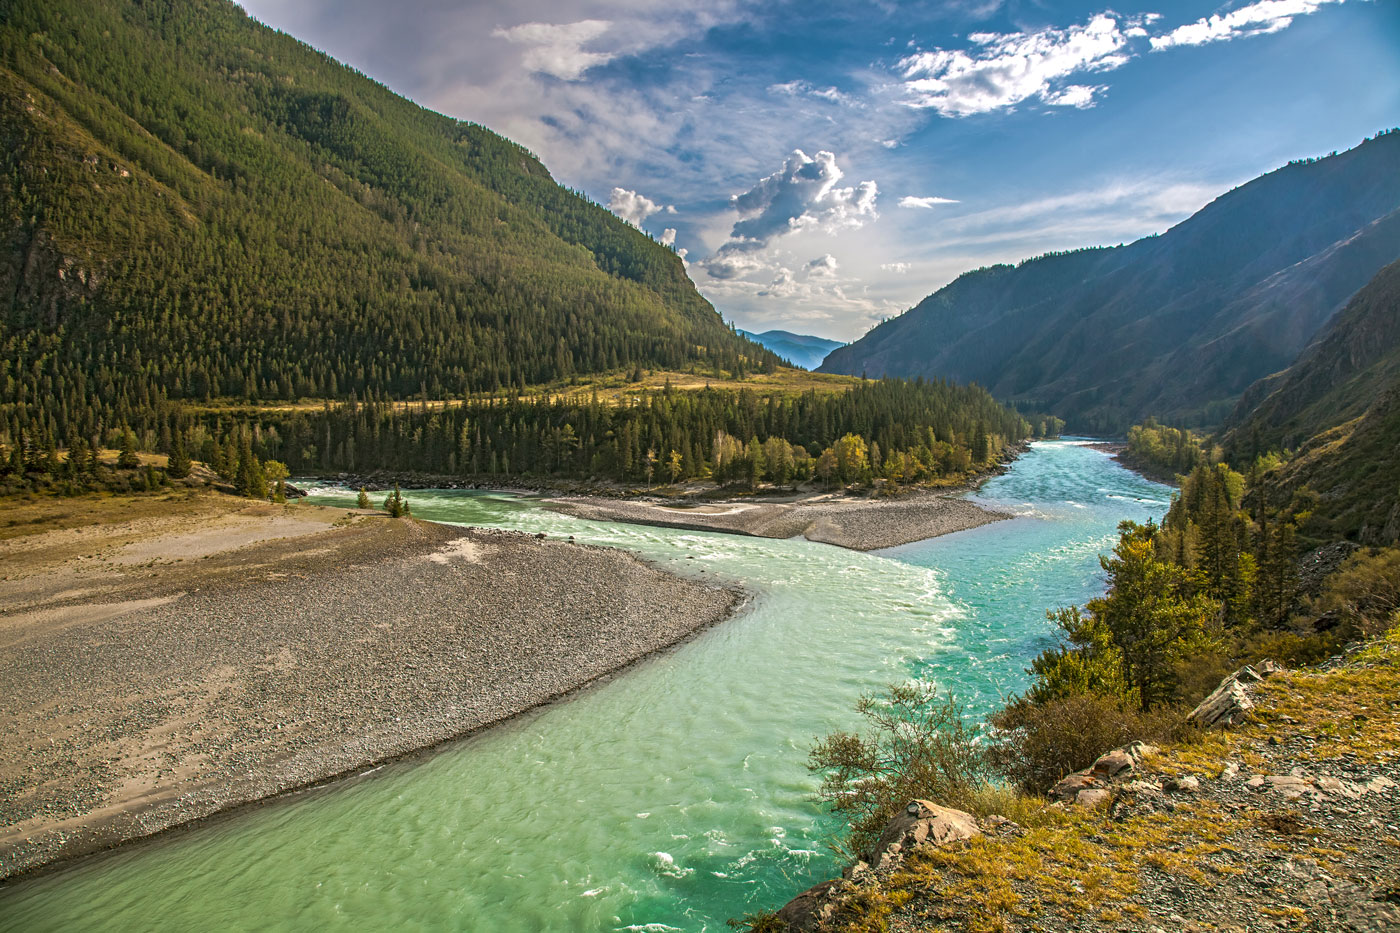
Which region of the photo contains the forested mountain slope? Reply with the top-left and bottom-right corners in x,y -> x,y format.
819,132 -> 1400,432
0,0 -> 776,429
1223,257 -> 1400,459
1221,258 -> 1400,545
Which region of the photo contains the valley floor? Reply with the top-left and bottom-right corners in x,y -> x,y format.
0,493 -> 740,880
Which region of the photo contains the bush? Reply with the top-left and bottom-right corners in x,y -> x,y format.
808,684 -> 986,860
988,693 -> 1189,794
1307,546 -> 1400,638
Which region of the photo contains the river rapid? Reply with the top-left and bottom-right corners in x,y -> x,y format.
0,440 -> 1170,932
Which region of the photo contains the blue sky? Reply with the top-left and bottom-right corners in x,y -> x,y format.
237,0 -> 1399,341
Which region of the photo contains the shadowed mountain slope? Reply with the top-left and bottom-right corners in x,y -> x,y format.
820,132 -> 1400,432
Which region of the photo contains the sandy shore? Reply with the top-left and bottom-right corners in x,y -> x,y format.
545,488 -> 1011,551
0,494 -> 739,880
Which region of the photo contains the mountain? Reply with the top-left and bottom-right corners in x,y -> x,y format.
1224,259 -> 1400,544
737,330 -> 844,370
1224,257 -> 1400,459
819,132 -> 1400,432
0,0 -> 777,418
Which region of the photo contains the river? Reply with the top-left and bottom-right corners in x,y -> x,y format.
0,440 -> 1170,932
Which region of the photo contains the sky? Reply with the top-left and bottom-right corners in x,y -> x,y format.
235,0 -> 1400,342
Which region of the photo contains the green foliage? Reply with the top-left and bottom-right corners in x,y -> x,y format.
989,693 -> 1188,793
808,684 -> 986,860
356,487 -> 371,509
167,377 -> 1026,490
116,430 -> 140,470
1122,418 -> 1211,481
382,484 -> 411,518
1308,546 -> 1400,638
166,429 -> 192,479
0,0 -> 779,453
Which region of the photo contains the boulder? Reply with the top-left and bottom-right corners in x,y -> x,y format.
1188,662 -> 1283,728
774,879 -> 842,932
867,800 -> 980,870
1049,742 -> 1158,806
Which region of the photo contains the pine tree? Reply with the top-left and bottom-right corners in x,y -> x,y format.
356,487 -> 371,509
117,429 -> 140,470
166,430 -> 192,479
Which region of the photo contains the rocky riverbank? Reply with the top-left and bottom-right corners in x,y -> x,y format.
759,633 -> 1400,932
545,489 -> 1011,551
0,494 -> 741,880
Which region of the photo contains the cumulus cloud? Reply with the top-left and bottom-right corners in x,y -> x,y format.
1150,0 -> 1346,50
898,13 -> 1141,116
880,262 -> 911,274
703,150 -> 878,281
807,254 -> 839,276
493,19 -> 615,81
900,195 -> 959,208
607,186 -> 667,226
659,227 -> 677,246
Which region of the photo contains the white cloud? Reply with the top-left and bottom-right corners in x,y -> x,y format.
899,195 -> 959,208
769,80 -> 856,105
703,149 -> 878,279
607,186 -> 667,226
880,262 -> 911,274
492,20 -> 616,81
659,227 -> 677,246
807,254 -> 839,276
898,13 -> 1138,117
1150,0 -> 1346,50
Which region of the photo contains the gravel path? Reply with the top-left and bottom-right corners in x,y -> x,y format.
546,491 -> 1010,551
0,514 -> 740,880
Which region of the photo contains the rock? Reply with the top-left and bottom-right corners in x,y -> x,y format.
867,800 -> 981,870
282,483 -> 308,499
774,879 -> 842,932
1075,788 -> 1112,808
1188,663 -> 1283,728
1164,775 -> 1200,794
1050,742 -> 1157,806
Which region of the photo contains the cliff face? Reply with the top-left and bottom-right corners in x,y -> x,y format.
760,640 -> 1400,932
820,132 -> 1400,433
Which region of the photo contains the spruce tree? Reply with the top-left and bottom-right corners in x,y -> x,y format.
166,430 -> 192,479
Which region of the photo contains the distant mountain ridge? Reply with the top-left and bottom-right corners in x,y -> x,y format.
820,132 -> 1400,432
738,330 -> 844,370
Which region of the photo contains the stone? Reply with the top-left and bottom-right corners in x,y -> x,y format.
1188,662 -> 1283,728
1075,788 -> 1112,808
867,800 -> 981,870
774,879 -> 842,932
1165,775 -> 1200,794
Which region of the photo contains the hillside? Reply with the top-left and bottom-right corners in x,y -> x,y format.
1224,257 -> 1400,459
820,132 -> 1400,432
0,0 -> 777,429
739,330 -> 845,370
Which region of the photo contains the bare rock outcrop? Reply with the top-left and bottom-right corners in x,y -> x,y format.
1187,660 -> 1283,728
1047,740 -> 1158,807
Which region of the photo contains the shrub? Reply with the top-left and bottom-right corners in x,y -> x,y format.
1307,546 -> 1400,638
808,684 -> 986,860
988,693 -> 1189,794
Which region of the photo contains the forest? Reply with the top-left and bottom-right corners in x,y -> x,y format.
1,0 -> 779,451
0,378 -> 1040,495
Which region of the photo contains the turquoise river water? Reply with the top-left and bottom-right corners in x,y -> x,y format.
0,440 -> 1170,932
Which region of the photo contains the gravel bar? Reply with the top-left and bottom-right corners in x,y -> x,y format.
0,516 -> 741,880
